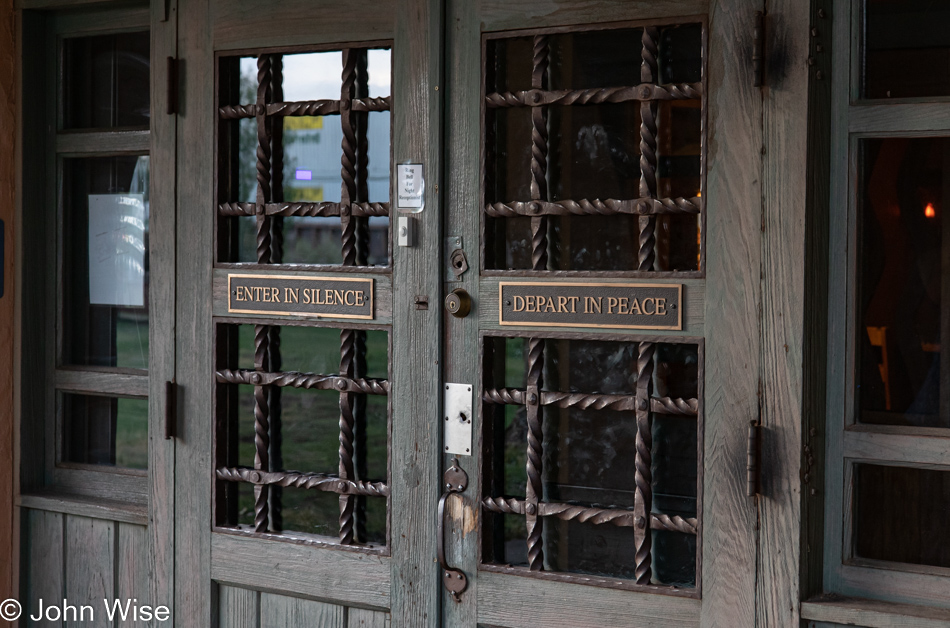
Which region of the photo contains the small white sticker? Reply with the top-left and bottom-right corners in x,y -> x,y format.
396,163 -> 424,212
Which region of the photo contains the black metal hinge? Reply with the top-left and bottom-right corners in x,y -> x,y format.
165,380 -> 178,440
753,11 -> 765,87
167,57 -> 179,115
747,421 -> 762,496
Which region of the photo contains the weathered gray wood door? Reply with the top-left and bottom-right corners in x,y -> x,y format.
170,0 -> 763,626
438,0 -> 764,626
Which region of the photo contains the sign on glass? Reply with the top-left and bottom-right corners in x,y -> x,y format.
88,194 -> 146,307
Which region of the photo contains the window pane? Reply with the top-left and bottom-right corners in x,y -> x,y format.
482,336 -> 699,586
863,0 -> 950,99
220,50 -> 391,266
63,156 -> 149,369
63,32 -> 150,129
854,464 -> 950,568
62,394 -> 148,470
216,323 -> 389,546
483,25 -> 703,272
857,138 -> 947,427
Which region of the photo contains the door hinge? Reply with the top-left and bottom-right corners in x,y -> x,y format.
747,421 -> 761,496
166,57 -> 179,115
752,11 -> 765,87
165,380 -> 178,440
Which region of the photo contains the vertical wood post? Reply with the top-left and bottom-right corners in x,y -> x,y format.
758,0 -> 815,623
0,0 -> 14,603
174,0 -> 214,623
391,0 -> 444,625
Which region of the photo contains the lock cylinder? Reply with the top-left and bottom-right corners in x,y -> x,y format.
444,289 -> 472,318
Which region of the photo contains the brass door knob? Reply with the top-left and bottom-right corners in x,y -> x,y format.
444,289 -> 472,318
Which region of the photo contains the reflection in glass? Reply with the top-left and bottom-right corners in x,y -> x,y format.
486,24 -> 701,93
224,51 -> 391,266
864,0 -> 950,99
235,385 -> 387,482
62,394 -> 148,470
858,138 -> 948,427
279,52 -> 343,102
222,321 -> 389,545
855,464 -> 950,568
548,29 -> 643,91
486,37 -> 533,94
483,25 -> 703,272
63,156 -> 149,369
483,336 -> 699,585
548,103 -> 642,202
658,23 -> 703,85
64,32 -> 150,129
236,325 -> 388,378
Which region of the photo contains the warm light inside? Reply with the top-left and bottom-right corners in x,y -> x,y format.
925,202 -> 936,218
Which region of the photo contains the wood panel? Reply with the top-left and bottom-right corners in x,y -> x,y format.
55,130 -> 150,156
699,0 -> 762,625
389,0 -> 442,625
260,593 -> 344,628
799,0 -> 832,603
441,0 -> 480,624
842,429 -> 950,467
211,533 -> 391,610
174,0 -> 215,624
848,103 -> 950,135
116,523 -> 149,628
347,607 -> 390,628
64,515 -> 114,627
757,0 -> 815,624
475,571 -> 700,628
802,597 -> 950,628
821,0 -> 856,603
212,0 -> 394,51
0,0 -> 13,602
218,585 -> 261,628
53,369 -> 149,397
149,0 -> 178,622
19,491 -> 147,525
477,0 -> 709,32
25,509 -> 64,627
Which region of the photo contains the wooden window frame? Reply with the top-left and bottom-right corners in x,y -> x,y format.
819,0 -> 950,611
19,4 -> 152,517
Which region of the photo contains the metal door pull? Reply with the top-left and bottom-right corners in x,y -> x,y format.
438,457 -> 468,602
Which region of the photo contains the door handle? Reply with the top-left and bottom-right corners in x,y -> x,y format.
438,457 -> 468,602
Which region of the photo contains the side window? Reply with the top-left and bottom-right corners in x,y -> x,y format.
32,13 -> 152,500
824,0 -> 950,606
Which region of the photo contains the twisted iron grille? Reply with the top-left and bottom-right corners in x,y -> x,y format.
215,48 -> 391,546
483,27 -> 704,225
481,23 -> 704,587
482,337 -> 700,586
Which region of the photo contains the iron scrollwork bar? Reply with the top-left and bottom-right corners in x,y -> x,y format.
481,497 -> 698,535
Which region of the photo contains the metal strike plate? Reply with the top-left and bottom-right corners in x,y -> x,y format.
444,236 -> 463,281
443,383 -> 473,456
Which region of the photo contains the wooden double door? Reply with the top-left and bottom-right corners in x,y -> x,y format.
166,0 -> 771,625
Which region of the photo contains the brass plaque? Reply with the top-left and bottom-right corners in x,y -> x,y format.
499,281 -> 682,331
228,274 -> 374,320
